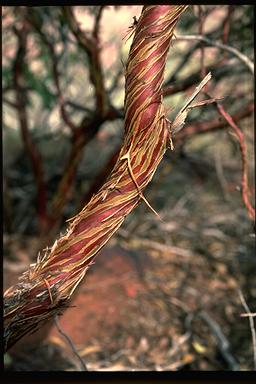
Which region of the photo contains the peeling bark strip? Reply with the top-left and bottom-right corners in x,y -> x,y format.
4,5 -> 188,352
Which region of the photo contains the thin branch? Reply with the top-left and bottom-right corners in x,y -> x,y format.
54,316 -> 87,371
108,64 -> 124,94
215,102 -> 255,221
81,146 -> 120,206
197,5 -> 207,81
48,114 -> 109,232
238,289 -> 256,370
222,5 -> 234,44
66,100 -> 93,114
174,34 -> 254,74
48,134 -> 87,230
92,6 -> 105,40
240,313 -> 256,318
166,15 -> 237,85
13,19 -> 48,233
63,6 -> 107,115
176,101 -> 253,142
27,13 -> 77,132
200,311 -> 240,370
163,61 -> 243,97
3,97 -> 19,109
171,72 -> 212,135
62,6 -> 92,52
166,42 -> 201,84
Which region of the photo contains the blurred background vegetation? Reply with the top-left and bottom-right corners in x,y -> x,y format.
3,6 -> 255,371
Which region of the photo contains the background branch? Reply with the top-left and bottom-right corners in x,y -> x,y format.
214,102 -> 255,220
63,6 -> 107,115
238,289 -> 256,370
13,19 -> 48,233
174,34 -> 254,74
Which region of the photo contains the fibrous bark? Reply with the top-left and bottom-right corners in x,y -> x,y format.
4,5 -> 188,352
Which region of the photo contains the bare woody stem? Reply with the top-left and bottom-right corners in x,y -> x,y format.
215,103 -> 255,221
13,20 -> 48,233
4,5 -> 188,352
62,6 -> 107,116
174,34 -> 254,74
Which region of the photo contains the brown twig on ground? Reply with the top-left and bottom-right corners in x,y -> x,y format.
214,103 -> 255,221
118,229 -> 193,259
200,311 -> 240,370
54,315 -> 87,371
238,289 -> 256,370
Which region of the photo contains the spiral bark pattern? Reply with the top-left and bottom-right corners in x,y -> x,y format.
4,5 -> 188,351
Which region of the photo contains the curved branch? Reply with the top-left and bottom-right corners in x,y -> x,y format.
174,34 -> 254,74
215,103 -> 255,220
4,5 -> 188,351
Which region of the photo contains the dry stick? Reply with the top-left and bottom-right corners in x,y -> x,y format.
238,289 -> 256,370
4,5 -> 188,352
54,316 -> 87,371
174,34 -> 254,74
215,103 -> 255,221
240,313 -> 256,318
171,72 -> 212,135
200,311 -> 240,370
